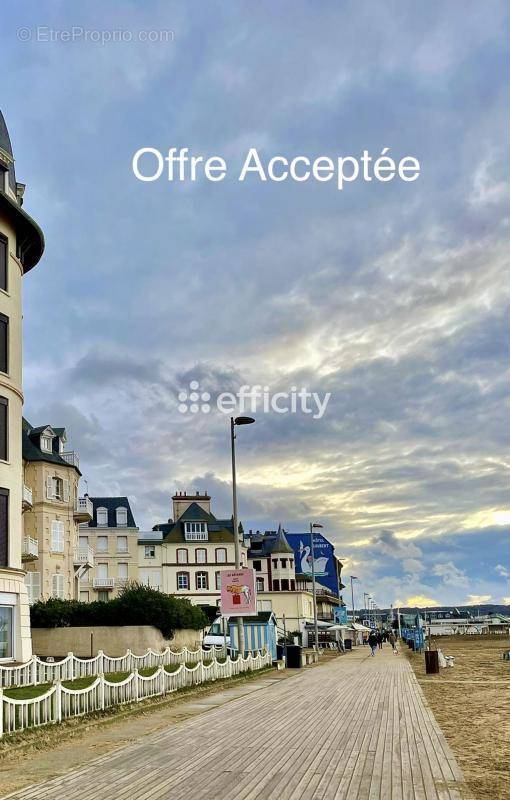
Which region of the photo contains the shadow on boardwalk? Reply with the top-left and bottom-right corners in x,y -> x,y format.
2,647 -> 471,800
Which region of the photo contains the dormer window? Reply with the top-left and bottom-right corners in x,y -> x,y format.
184,521 -> 208,541
97,507 -> 108,526
116,507 -> 128,527
41,435 -> 53,452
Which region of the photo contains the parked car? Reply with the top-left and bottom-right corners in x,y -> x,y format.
202,618 -> 230,651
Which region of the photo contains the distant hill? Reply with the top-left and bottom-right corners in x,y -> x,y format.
382,604 -> 510,616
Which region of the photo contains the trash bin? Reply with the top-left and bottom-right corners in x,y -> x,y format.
285,645 -> 302,668
344,639 -> 352,651
276,644 -> 284,661
425,650 -> 439,674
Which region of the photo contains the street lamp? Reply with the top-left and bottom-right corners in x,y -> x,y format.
363,592 -> 370,622
349,576 -> 359,625
230,415 -> 255,657
309,522 -> 323,653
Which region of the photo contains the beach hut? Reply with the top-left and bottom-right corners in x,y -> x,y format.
228,611 -> 278,660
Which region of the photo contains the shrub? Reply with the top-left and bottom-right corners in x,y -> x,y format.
30,584 -> 208,639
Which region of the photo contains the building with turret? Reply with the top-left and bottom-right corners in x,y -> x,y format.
0,109 -> 44,662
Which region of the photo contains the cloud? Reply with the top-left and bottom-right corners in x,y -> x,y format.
495,564 -> 509,578
401,595 -> 441,608
432,562 -> 470,588
465,594 -> 492,605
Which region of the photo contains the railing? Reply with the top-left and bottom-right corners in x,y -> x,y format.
92,577 -> 115,589
22,485 -> 33,508
73,546 -> 94,567
0,645 -> 229,688
75,496 -> 93,519
62,451 -> 80,468
21,536 -> 38,560
0,650 -> 271,736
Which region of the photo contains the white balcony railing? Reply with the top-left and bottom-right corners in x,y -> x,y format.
62,451 -> 80,468
74,496 -> 93,520
22,485 -> 33,508
22,536 -> 39,560
93,577 -> 115,589
73,546 -> 94,568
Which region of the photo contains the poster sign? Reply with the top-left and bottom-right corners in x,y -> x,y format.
333,606 -> 348,624
286,532 -> 340,597
220,568 -> 257,616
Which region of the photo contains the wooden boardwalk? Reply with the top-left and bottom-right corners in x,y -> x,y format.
3,647 -> 470,800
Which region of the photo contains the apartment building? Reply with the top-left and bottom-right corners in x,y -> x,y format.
22,420 -> 93,603
0,109 -> 44,661
79,497 -> 139,601
144,491 -> 248,609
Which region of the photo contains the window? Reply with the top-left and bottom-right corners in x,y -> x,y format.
272,579 -> 280,591
25,571 -> 41,604
79,591 -> 89,602
215,571 -> 221,590
144,545 -> 156,558
184,521 -> 208,541
116,507 -> 128,527
117,535 -> 128,553
177,548 -> 188,564
98,591 -> 109,602
46,476 -> 67,501
291,579 -> 296,591
196,572 -> 209,590
96,507 -> 108,526
79,535 -> 89,549
50,520 -> 64,552
281,579 -> 290,591
272,559 -> 278,568
0,397 -> 7,461
290,559 -> 294,568
195,548 -> 207,563
97,563 -> 108,579
97,535 -> 108,553
0,234 -> 7,293
0,605 -> 13,659
0,314 -> 7,374
256,577 -> 264,592
51,574 -> 64,598
253,560 -> 262,572
216,548 -> 227,563
140,569 -> 161,589
0,489 -> 7,567
281,559 -> 287,568
41,435 -> 53,452
177,572 -> 189,590
118,563 -> 128,581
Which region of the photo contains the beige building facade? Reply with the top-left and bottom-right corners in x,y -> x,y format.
22,422 -> 93,603
0,109 -> 44,662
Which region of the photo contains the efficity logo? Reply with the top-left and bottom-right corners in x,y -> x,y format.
177,382 -> 331,419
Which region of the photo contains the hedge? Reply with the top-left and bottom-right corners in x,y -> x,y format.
30,584 -> 208,639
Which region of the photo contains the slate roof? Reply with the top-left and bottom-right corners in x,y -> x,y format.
86,497 -> 137,529
153,502 -> 237,544
22,418 -> 81,475
247,525 -> 294,557
0,109 -> 44,271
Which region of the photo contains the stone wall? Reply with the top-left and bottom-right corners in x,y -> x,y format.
31,625 -> 203,658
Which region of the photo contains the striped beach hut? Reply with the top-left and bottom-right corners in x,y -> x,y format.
229,612 -> 278,660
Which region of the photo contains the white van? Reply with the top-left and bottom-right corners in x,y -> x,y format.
202,618 -> 230,650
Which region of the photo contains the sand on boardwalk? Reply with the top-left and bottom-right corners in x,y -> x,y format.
405,634 -> 510,800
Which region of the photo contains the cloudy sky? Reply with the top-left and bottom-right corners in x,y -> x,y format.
3,1 -> 510,608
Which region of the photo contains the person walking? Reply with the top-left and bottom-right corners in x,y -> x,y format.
376,629 -> 383,650
388,630 -> 398,654
368,629 -> 378,656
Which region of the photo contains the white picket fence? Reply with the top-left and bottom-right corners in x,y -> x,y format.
0,645 -> 228,689
0,650 -> 271,737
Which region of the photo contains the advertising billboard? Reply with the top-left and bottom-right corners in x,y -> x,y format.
286,532 -> 340,597
220,568 -> 257,616
333,606 -> 348,624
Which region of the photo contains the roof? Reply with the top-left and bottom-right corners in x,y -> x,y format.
228,612 -> 276,625
0,109 -> 44,271
87,497 -> 137,528
248,526 -> 295,558
22,418 -> 81,475
153,502 -> 236,544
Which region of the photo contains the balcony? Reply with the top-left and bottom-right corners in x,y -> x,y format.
21,536 -> 38,561
22,485 -> 33,511
74,496 -> 93,523
62,451 -> 80,469
74,546 -> 94,569
93,577 -> 115,589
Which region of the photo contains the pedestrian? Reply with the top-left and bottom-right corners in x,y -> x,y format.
368,629 -> 378,656
376,629 -> 383,650
362,633 -> 368,646
388,630 -> 398,654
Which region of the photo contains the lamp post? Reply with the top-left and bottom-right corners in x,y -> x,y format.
309,522 -> 323,652
349,576 -> 358,625
230,415 -> 255,657
363,592 -> 370,623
